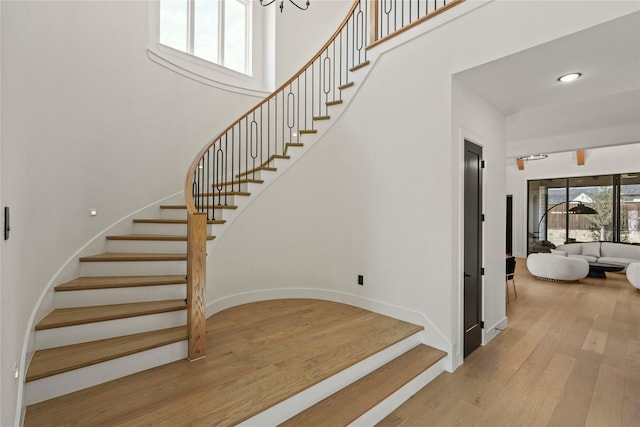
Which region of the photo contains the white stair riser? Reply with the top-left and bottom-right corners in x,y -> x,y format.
131,222 -> 213,235
349,359 -> 446,426
194,194 -> 237,205
34,310 -> 187,350
26,340 -> 188,404
158,208 -> 228,221
131,222 -> 187,235
54,284 -> 186,308
106,240 -> 188,254
262,158 -> 289,170
79,260 -> 187,277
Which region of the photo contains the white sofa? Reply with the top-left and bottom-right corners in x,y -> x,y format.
553,242 -> 640,271
627,263 -> 640,290
527,253 -> 589,282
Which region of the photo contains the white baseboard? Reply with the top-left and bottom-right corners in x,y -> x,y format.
483,316 -> 508,345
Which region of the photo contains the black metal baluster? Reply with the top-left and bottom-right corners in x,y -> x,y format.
244,117 -> 248,180
231,127 -> 235,194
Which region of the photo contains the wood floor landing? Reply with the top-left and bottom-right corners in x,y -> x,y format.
24,299 -> 425,426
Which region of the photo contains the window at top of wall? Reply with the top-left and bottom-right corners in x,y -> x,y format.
159,0 -> 250,75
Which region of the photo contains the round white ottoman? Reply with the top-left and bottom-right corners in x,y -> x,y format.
527,253 -> 589,282
627,262 -> 640,290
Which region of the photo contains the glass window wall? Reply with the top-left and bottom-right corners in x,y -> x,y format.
527,172 -> 640,253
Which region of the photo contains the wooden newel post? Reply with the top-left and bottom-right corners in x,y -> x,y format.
187,212 -> 207,360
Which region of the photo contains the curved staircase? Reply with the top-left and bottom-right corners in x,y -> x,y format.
24,88 -> 364,403
25,0 -> 464,418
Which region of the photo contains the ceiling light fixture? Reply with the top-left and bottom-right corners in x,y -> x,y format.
557,72 -> 582,83
520,154 -> 548,161
260,0 -> 310,12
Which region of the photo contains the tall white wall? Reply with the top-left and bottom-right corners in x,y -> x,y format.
506,143 -> 640,258
206,0 -> 640,369
2,0 -> 639,424
0,1 -> 263,424
274,0 -> 351,86
452,79 -> 507,349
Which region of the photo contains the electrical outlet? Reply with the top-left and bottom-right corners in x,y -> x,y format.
89,209 -> 97,216
357,275 -> 364,286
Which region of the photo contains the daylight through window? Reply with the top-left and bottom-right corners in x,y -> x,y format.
160,0 -> 250,74
527,173 -> 640,254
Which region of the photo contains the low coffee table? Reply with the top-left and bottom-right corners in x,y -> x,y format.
587,261 -> 625,278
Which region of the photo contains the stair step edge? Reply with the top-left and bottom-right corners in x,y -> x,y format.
160,204 -> 238,210
133,219 -> 225,225
55,275 -> 187,291
106,234 -> 215,241
280,345 -> 446,426
26,326 -> 187,382
79,253 -> 187,262
35,299 -> 187,330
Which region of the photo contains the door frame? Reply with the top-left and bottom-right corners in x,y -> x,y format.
463,138 -> 483,358
455,130 -> 485,367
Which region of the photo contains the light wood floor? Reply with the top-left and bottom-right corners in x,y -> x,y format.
378,259 -> 640,427
24,262 -> 640,426
24,299 -> 423,426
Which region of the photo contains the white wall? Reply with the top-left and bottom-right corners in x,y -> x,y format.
205,0 -> 640,370
0,1 -> 4,424
274,0 -> 352,86
0,1 -> 262,424
506,143 -> 640,258
3,0 -> 639,424
452,79 -> 507,352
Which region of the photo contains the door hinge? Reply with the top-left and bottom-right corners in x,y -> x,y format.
481,214 -> 485,222
481,160 -> 486,168
481,267 -> 485,275
481,321 -> 485,329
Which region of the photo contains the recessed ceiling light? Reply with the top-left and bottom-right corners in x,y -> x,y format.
558,73 -> 582,83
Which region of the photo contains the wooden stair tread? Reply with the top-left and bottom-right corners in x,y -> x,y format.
326,99 -> 343,106
236,166 -> 277,178
26,326 -> 187,382
339,81 -> 355,90
133,219 -> 225,225
279,345 -> 446,426
79,253 -> 187,262
350,60 -> 370,72
55,275 -> 186,291
299,129 -> 317,134
160,204 -> 237,210
313,115 -> 330,121
210,178 -> 264,187
106,234 -> 215,241
35,299 -> 186,330
195,191 -> 251,197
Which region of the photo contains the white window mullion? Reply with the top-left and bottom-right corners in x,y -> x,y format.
244,0 -> 250,74
188,0 -> 196,54
219,0 -> 225,66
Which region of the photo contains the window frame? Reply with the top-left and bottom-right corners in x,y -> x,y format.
160,0 -> 251,75
147,0 -> 271,97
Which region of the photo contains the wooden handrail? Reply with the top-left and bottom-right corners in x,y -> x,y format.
184,0 -> 364,214
367,0 -> 465,51
182,0 -> 465,359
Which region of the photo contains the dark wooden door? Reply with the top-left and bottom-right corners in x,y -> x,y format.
463,140 -> 483,358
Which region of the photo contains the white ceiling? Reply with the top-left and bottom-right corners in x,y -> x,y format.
455,11 -> 640,155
